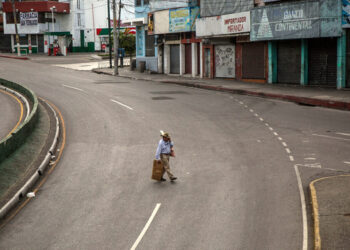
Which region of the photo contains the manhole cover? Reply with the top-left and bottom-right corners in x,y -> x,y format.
152,96 -> 174,100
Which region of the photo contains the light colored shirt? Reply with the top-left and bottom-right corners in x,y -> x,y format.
155,139 -> 174,160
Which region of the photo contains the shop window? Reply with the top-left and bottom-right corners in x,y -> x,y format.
145,31 -> 155,57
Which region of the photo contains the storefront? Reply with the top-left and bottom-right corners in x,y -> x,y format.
251,0 -> 342,87
196,11 -> 251,79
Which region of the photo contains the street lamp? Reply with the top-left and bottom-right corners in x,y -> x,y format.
50,6 -> 56,32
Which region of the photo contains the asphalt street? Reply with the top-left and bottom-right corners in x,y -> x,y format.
0,57 -> 349,250
0,88 -> 21,141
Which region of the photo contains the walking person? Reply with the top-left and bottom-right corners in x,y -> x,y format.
155,131 -> 177,182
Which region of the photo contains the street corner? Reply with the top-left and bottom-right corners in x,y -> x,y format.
309,175 -> 350,250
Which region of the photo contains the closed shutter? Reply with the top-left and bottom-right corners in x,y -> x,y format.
170,45 -> 180,74
309,38 -> 337,86
38,35 -> 44,53
277,40 -> 301,84
242,42 -> 265,79
215,45 -> 235,78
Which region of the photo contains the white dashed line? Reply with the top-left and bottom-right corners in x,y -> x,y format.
289,156 -> 295,162
254,113 -> 259,117
265,123 -> 269,127
244,105 -> 248,108
62,84 -> 85,92
259,118 -> 264,121
282,142 -> 287,147
278,137 -> 283,141
312,134 -> 350,142
305,157 -> 316,161
336,132 -> 350,137
131,203 -> 161,250
239,101 -> 244,105
269,127 -> 274,131
249,109 -> 254,113
286,148 -> 291,154
344,161 -> 350,165
111,99 -> 134,110
273,132 -> 278,136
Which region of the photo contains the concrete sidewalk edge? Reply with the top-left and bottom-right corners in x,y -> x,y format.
0,54 -> 30,60
92,69 -> 350,112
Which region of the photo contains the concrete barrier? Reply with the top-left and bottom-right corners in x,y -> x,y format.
0,78 -> 39,164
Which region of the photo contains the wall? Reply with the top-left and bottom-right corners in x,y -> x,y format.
150,0 -> 197,12
154,9 -> 168,34
200,0 -> 254,17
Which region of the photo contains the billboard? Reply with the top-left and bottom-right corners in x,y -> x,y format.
20,12 -> 38,26
169,7 -> 199,33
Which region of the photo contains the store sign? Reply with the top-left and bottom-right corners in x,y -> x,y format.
343,0 -> 350,27
169,7 -> 199,33
251,0 -> 341,40
196,12 -> 250,37
20,12 -> 38,26
148,13 -> 154,35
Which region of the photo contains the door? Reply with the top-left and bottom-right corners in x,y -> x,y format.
204,48 -> 211,78
309,38 -> 337,86
242,42 -> 265,79
215,45 -> 235,78
170,44 -> 180,74
185,44 -> 192,74
277,40 -> 301,84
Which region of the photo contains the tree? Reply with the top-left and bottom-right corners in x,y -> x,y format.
111,31 -> 135,57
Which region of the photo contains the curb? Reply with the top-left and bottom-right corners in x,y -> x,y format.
309,174 -> 350,250
0,55 -> 29,60
92,69 -> 350,112
0,99 -> 60,219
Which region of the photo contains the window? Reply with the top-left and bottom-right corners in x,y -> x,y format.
77,0 -> 81,10
144,0 -> 149,4
136,0 -> 141,6
145,31 -> 155,57
77,13 -> 81,27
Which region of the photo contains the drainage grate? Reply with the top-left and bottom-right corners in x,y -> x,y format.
152,96 -> 174,100
150,91 -> 189,95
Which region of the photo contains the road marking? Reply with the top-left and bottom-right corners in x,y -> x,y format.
239,101 -> 244,105
244,105 -> 248,108
269,127 -> 274,131
62,84 -> 85,92
312,133 -> 350,142
344,161 -> 350,165
259,117 -> 264,121
131,203 -> 161,250
254,113 -> 259,117
289,156 -> 295,162
336,132 -> 350,137
294,165 -> 308,250
273,132 -> 278,136
278,137 -> 283,141
265,123 -> 269,127
296,163 -> 322,169
111,99 -> 134,110
249,109 -> 254,113
305,157 -> 316,161
285,148 -> 291,154
0,89 -> 24,139
282,142 -> 287,147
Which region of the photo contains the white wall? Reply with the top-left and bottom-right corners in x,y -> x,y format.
154,10 -> 169,34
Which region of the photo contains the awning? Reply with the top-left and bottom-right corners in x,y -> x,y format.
45,32 -> 71,36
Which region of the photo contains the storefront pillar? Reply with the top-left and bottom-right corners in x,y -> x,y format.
301,39 -> 308,86
11,35 -> 15,53
337,32 -> 346,89
180,43 -> 185,75
192,42 -> 198,77
28,35 -> 32,54
200,42 -> 203,78
268,41 -> 277,84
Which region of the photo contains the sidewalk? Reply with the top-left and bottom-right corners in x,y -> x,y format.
94,67 -> 350,249
93,67 -> 350,111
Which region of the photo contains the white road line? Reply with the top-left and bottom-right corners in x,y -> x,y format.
62,84 -> 85,92
305,157 -> 316,161
282,142 -> 287,147
344,161 -> 350,165
269,127 -> 274,131
254,114 -> 259,117
278,137 -> 283,141
336,132 -> 350,137
265,123 -> 269,127
273,132 -> 278,136
294,165 -> 308,250
289,156 -> 295,162
312,133 -> 350,142
111,99 -> 134,110
131,203 -> 161,250
239,101 -> 244,105
259,117 -> 264,121
249,109 -> 254,113
286,148 -> 291,154
244,105 -> 248,108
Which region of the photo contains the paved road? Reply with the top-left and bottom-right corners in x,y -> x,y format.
0,57 -> 349,249
0,89 -> 21,141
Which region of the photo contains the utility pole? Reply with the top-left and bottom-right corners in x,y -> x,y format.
107,0 -> 112,68
10,0 -> 20,56
112,0 -> 122,75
